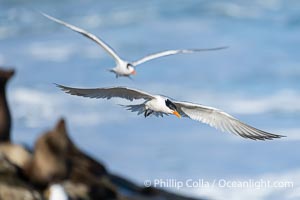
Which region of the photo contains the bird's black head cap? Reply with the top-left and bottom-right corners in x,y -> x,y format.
126,63 -> 133,69
165,99 -> 177,111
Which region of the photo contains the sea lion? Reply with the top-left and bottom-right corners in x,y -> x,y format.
26,119 -> 116,199
0,68 -> 32,170
47,119 -> 116,199
0,68 -> 14,142
25,119 -> 71,187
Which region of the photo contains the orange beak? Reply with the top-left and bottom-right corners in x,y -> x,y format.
172,110 -> 181,118
131,70 -> 136,75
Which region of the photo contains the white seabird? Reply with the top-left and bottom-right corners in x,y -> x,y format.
42,13 -> 227,78
56,84 -> 284,140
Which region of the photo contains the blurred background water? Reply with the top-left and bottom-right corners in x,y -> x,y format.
0,0 -> 299,199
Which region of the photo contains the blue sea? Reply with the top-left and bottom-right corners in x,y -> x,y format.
1,0 -> 299,199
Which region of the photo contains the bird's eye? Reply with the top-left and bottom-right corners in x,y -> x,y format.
126,64 -> 131,69
165,99 -> 177,110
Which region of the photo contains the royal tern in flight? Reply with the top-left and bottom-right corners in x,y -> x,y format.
56,84 -> 284,140
42,13 -> 227,78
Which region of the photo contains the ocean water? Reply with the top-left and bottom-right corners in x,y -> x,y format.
1,0 -> 300,199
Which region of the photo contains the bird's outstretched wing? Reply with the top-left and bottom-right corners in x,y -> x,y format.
173,101 -> 284,140
56,84 -> 154,101
131,46 -> 228,66
42,12 -> 122,63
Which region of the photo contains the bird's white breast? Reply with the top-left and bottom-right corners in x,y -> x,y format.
145,96 -> 173,114
115,60 -> 131,75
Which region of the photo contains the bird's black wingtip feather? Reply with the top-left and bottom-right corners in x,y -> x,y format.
222,46 -> 229,50
244,133 -> 286,141
54,83 -> 69,92
259,134 -> 286,141
54,83 -> 63,89
217,46 -> 229,49
276,134 -> 286,139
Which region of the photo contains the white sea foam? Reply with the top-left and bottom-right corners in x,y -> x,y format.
28,42 -> 76,62
27,40 -> 108,62
256,0 -> 282,11
210,0 -> 283,19
10,87 -> 64,127
227,90 -> 300,115
210,2 -> 262,19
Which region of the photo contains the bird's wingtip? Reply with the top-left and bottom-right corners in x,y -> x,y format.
39,11 -> 50,18
40,12 -> 60,23
212,46 -> 229,50
53,83 -> 61,87
259,133 -> 286,141
54,83 -> 66,90
276,134 -> 286,139
270,132 -> 286,139
221,46 -> 229,49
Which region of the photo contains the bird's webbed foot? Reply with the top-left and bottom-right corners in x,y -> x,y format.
144,109 -> 153,118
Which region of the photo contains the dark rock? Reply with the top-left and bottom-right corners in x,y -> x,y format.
0,154 -> 42,200
0,143 -> 32,171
